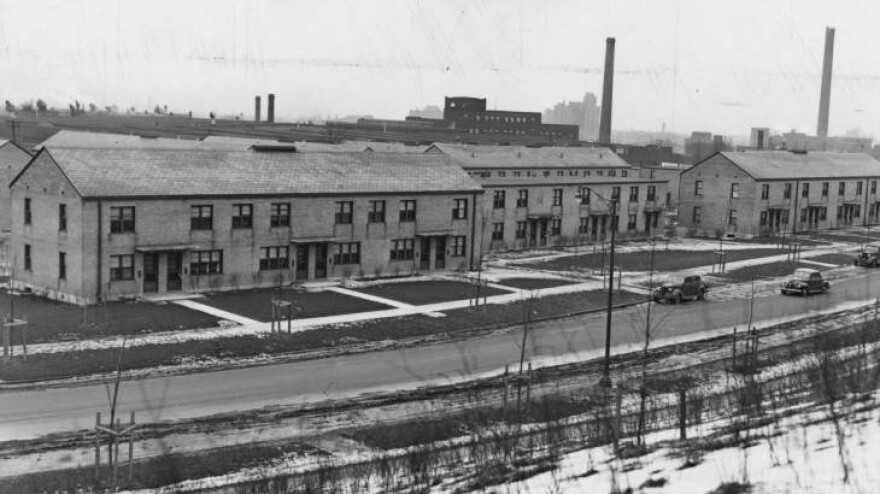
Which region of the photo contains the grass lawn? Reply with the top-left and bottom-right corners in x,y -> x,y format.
200,288 -> 392,322
494,278 -> 577,290
0,290 -> 645,382
0,290 -> 220,344
727,236 -> 829,247
809,253 -> 858,265
718,261 -> 827,284
354,280 -> 511,305
525,248 -> 786,273
803,232 -> 877,244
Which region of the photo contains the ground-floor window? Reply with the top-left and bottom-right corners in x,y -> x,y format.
23,244 -> 31,271
451,236 -> 466,257
110,254 -> 134,281
191,250 -> 223,275
627,214 -> 637,231
491,222 -> 504,241
390,239 -> 414,261
260,246 -> 289,270
578,217 -> 589,234
515,221 -> 527,239
59,252 -> 66,280
334,242 -> 360,265
550,218 -> 562,236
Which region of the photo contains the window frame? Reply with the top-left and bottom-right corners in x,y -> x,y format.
452,198 -> 468,220
399,200 -> 417,222
552,188 -> 563,206
550,218 -> 562,236
368,200 -> 386,223
515,221 -> 527,239
516,189 -> 529,208
451,236 -> 466,257
190,205 -> 213,231
694,180 -> 703,196
629,186 -> 639,202
109,254 -> 134,281
58,251 -> 66,280
110,206 -> 136,233
333,242 -> 361,265
190,250 -> 223,275
259,246 -> 290,270
24,197 -> 31,225
692,206 -> 702,224
334,201 -> 353,225
783,183 -> 792,199
492,190 -> 505,209
232,203 -> 254,229
58,203 -> 67,232
270,202 -> 291,228
761,184 -> 769,200
390,239 -> 415,260
23,244 -> 31,271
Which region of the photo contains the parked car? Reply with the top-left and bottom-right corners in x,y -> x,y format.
854,241 -> 880,267
781,268 -> 829,296
652,275 -> 707,304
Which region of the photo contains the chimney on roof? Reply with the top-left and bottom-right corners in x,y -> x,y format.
817,27 -> 835,137
254,96 -> 261,123
598,37 -> 615,143
267,93 -> 276,123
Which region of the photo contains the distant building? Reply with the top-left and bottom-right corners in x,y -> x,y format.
443,96 -> 579,141
779,131 -> 872,153
684,131 -> 731,164
543,93 -> 601,141
407,105 -> 444,120
750,127 -> 771,150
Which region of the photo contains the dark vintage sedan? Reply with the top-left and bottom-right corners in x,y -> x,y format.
781,268 -> 829,296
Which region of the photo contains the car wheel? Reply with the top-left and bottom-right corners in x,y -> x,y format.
801,287 -> 808,297
674,292 -> 683,304
781,289 -> 787,295
697,290 -> 705,301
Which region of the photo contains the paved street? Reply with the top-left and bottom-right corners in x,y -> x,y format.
2,269 -> 879,442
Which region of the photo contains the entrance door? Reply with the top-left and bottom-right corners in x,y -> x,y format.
538,219 -> 548,246
528,220 -> 538,246
314,244 -> 328,279
435,237 -> 446,270
143,253 -> 159,293
295,245 -> 309,280
644,213 -> 652,236
419,238 -> 430,270
167,252 -> 183,291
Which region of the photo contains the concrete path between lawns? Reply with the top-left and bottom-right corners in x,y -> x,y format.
173,300 -> 261,325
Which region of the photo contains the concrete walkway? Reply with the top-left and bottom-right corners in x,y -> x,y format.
171,300 -> 261,325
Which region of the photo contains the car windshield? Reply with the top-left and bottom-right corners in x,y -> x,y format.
792,269 -> 816,280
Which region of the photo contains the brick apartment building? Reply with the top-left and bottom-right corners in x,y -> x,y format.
9,148 -> 483,304
1,140 -> 34,234
430,144 -> 668,252
679,150 -> 880,238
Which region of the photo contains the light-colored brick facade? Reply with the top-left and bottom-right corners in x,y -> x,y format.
0,140 -> 34,233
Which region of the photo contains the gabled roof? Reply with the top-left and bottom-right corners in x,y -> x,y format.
710,151 -> 880,180
199,136 -> 430,153
36,130 -> 206,150
428,143 -> 631,169
21,147 -> 482,198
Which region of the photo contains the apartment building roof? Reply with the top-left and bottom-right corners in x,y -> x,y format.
200,136 -> 430,153
709,151 -> 880,180
428,143 -> 631,169
18,147 -> 483,198
35,130 -> 208,150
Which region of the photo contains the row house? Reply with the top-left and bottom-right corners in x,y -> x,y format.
0,140 -> 34,234
679,150 -> 880,238
430,144 -> 668,252
9,148 -> 483,305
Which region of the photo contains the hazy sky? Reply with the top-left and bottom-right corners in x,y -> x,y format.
2,0 -> 880,137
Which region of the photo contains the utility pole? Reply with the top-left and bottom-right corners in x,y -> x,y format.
9,120 -> 18,144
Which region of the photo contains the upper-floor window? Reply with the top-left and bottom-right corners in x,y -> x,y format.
232,204 -> 253,229
839,182 -> 846,196
367,200 -> 386,223
334,201 -> 353,224
552,189 -> 563,206
730,183 -> 740,199
58,252 -> 66,281
692,207 -> 702,224
872,181 -> 877,195
492,190 -> 505,209
822,182 -> 829,197
629,186 -> 639,202
24,197 -> 32,225
451,236 -> 466,257
399,200 -> 416,222
270,203 -> 290,227
761,184 -> 769,200
58,204 -> 67,232
783,183 -> 792,199
611,187 -> 621,201
110,206 -> 135,233
802,183 -> 810,198
580,188 -> 591,205
857,182 -> 864,195
516,189 -> 528,208
24,244 -> 32,271
191,205 -> 213,230
694,181 -> 703,196
647,186 -> 657,201
452,199 -> 468,220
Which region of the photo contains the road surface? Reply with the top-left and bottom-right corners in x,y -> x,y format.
2,270 -> 879,442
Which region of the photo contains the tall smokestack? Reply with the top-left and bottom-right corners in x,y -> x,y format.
267,93 -> 276,123
598,37 -> 615,143
817,27 -> 835,137
254,96 -> 262,123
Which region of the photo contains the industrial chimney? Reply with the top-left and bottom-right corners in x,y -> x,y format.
817,27 -> 835,137
598,37 -> 615,143
267,93 -> 276,123
254,95 -> 262,123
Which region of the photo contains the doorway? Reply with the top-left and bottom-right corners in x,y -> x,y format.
143,253 -> 159,293
314,244 -> 328,279
295,245 -> 309,280
435,237 -> 446,270
419,238 -> 430,271
167,252 -> 183,291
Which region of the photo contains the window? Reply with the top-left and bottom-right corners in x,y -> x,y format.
608,170 -> 617,177
627,214 -> 637,231
855,205 -> 861,218
399,200 -> 416,222
515,221 -> 527,239
335,201 -> 353,224
839,182 -> 846,195
270,203 -> 290,227
760,211 -> 768,226
692,207 -> 702,224
24,197 -> 31,225
802,183 -> 810,198
837,206 -> 843,220
647,186 -> 657,201
23,244 -> 31,271
368,200 -> 386,223
516,189 -> 529,208
232,204 -> 253,229
728,209 -> 738,228
58,252 -> 66,280
800,208 -> 808,223
761,184 -> 769,200
820,207 -> 827,220
857,182 -> 864,195
873,181 -> 877,194
551,218 -> 561,236
191,205 -> 213,230
611,187 -> 621,201
110,206 -> 135,233
334,242 -> 361,265
190,250 -> 223,275
492,190 -> 505,209
390,239 -> 414,260
580,188 -> 591,205
58,204 -> 67,232
578,217 -> 589,234
451,236 -> 466,257
259,246 -> 289,270
730,183 -> 740,199
822,182 -> 829,197
621,170 -> 628,177
552,189 -> 563,206
109,254 -> 134,281
783,183 -> 792,199
694,181 -> 703,196
492,222 -> 504,241
452,198 -> 468,220
629,186 -> 639,202
781,210 -> 789,224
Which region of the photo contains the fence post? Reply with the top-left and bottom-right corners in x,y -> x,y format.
502,365 -> 509,412
128,411 -> 135,482
95,412 -> 101,482
525,363 -> 532,408
678,388 -> 687,440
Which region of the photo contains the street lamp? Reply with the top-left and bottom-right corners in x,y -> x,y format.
575,185 -> 618,387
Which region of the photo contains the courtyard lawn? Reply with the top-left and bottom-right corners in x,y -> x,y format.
200,288 -> 393,322
354,280 -> 511,306
718,261 -> 830,284
524,248 -> 787,273
809,253 -> 858,265
494,277 -> 577,290
0,290 -> 220,344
